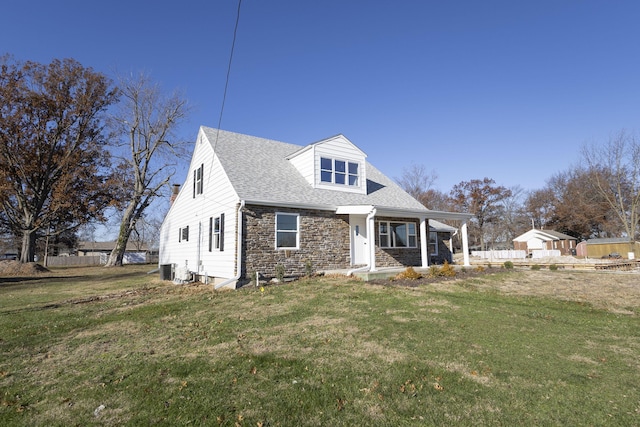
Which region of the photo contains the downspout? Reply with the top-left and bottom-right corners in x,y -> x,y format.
215,200 -> 245,290
348,208 -> 377,276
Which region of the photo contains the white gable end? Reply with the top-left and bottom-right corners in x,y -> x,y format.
159,127 -> 239,279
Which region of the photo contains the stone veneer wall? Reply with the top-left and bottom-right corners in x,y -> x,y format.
242,205 -> 351,278
431,233 -> 453,264
374,217 -> 422,267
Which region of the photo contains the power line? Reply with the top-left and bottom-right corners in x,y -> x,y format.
215,0 -> 242,147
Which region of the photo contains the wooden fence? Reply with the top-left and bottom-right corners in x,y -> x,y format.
45,254 -> 158,267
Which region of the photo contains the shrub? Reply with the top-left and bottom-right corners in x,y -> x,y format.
503,261 -> 514,269
304,259 -> 314,277
440,261 -> 456,277
275,264 -> 285,282
395,267 -> 423,280
475,265 -> 485,273
549,264 -> 559,271
531,264 -> 541,271
429,261 -> 456,278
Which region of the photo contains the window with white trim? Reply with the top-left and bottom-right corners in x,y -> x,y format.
428,231 -> 438,255
320,157 -> 359,186
193,163 -> 203,197
209,214 -> 224,251
378,221 -> 417,248
276,212 -> 299,249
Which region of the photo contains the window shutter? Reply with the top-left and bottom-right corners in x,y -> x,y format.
193,169 -> 196,198
199,164 -> 204,194
208,217 -> 213,252
219,213 -> 225,251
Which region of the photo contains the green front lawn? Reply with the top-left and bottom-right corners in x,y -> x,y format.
1,266 -> 638,426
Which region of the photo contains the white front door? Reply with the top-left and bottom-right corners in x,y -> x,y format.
350,215 -> 368,265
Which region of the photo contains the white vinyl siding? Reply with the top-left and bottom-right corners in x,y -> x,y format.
287,146 -> 315,185
159,128 -> 238,279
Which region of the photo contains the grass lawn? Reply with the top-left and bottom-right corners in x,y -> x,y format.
1,265 -> 639,426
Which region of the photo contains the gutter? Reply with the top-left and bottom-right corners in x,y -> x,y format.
347,207 -> 377,276
215,200 -> 245,290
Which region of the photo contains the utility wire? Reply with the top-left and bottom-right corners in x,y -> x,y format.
215,0 -> 242,148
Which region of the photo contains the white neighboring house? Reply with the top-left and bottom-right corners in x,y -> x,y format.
159,127 -> 473,288
512,228 -> 577,256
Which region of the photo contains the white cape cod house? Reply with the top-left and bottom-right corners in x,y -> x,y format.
159,127 -> 472,288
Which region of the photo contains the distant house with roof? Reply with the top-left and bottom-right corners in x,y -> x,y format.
158,128 -> 473,288
513,228 -> 577,256
76,241 -> 154,264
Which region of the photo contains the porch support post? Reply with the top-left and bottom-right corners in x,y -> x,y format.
461,220 -> 470,266
420,217 -> 429,268
367,209 -> 377,271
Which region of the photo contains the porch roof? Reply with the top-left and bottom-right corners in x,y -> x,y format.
335,204 -> 473,221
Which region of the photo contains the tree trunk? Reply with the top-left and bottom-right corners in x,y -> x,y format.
20,229 -> 37,263
104,201 -> 137,267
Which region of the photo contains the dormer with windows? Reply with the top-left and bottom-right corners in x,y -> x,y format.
288,134 -> 367,194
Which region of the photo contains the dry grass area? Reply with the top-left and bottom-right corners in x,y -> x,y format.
376,267 -> 640,315
462,269 -> 640,314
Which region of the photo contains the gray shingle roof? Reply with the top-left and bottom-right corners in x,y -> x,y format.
203,127 -> 429,213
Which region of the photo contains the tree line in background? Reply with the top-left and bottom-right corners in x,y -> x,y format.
0,56 -> 190,264
2,56 -> 639,264
398,130 -> 640,252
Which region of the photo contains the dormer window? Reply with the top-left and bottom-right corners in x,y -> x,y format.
320,157 -> 359,187
287,135 -> 367,194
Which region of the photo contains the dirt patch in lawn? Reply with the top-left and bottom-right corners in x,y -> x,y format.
0,260 -> 50,276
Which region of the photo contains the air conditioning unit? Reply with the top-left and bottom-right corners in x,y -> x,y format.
174,265 -> 192,282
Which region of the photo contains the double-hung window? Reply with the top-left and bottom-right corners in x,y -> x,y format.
378,221 -> 417,248
209,214 -> 224,251
276,212 -> 299,249
320,157 -> 359,187
193,164 -> 204,197
428,231 -> 438,255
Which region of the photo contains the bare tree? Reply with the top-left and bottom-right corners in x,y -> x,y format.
105,73 -> 190,267
525,187 -> 557,230
582,130 -> 640,252
396,163 -> 439,207
499,185 -> 528,244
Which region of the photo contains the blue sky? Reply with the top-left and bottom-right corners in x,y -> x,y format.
3,0 -> 640,194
